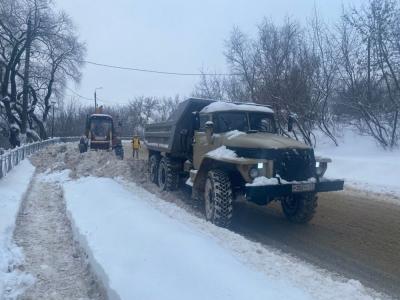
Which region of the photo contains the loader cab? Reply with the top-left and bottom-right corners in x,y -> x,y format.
86,114 -> 114,149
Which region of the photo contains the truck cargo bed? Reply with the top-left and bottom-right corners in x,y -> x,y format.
144,98 -> 214,158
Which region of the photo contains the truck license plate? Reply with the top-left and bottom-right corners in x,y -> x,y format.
292,183 -> 315,193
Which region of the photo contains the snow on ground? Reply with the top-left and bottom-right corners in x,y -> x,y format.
0,160 -> 35,299
316,129 -> 400,202
45,171 -> 384,300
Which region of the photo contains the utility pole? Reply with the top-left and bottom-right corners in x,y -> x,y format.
51,100 -> 56,138
94,90 -> 97,110
94,87 -> 102,112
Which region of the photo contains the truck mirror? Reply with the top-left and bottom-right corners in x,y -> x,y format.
192,111 -> 200,130
288,116 -> 294,132
205,121 -> 214,144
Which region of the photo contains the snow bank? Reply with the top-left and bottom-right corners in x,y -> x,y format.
62,176 -> 381,300
0,160 -> 35,298
64,177 -> 308,300
201,101 -> 273,114
316,129 -> 400,200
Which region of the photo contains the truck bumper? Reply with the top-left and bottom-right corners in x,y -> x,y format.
245,178 -> 344,204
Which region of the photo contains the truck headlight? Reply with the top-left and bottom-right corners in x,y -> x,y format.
315,157 -> 331,177
316,161 -> 328,177
249,167 -> 259,179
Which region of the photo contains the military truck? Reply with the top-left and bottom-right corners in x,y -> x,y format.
79,113 -> 124,159
144,98 -> 343,227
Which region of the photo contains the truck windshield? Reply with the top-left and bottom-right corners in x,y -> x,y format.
215,112 -> 276,133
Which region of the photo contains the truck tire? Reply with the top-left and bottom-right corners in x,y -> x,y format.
149,155 -> 160,184
204,170 -> 233,227
157,157 -> 179,191
281,193 -> 318,223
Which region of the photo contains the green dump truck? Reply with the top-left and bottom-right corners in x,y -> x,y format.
144,98 -> 343,227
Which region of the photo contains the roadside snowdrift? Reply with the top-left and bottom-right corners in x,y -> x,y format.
0,160 -> 35,298
316,129 -> 400,201
60,175 -> 381,300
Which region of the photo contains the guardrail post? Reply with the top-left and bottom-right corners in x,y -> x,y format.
7,153 -> 11,172
0,157 -> 3,179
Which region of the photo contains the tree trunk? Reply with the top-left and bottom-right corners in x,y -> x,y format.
21,17 -> 32,138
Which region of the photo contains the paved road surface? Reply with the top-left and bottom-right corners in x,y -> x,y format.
231,192 -> 400,298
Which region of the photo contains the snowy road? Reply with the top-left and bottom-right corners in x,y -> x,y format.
123,144 -> 400,298
2,143 -> 397,299
231,193 -> 400,298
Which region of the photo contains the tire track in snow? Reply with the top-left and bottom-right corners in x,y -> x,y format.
13,173 -> 106,300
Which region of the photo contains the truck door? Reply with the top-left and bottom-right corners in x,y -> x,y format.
193,114 -> 221,169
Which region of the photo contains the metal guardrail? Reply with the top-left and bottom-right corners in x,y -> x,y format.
0,138 -> 61,179
59,136 -> 81,143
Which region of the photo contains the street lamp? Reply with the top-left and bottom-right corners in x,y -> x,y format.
51,100 -> 56,138
94,87 -> 103,111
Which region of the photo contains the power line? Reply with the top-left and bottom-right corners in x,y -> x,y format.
65,87 -> 112,104
66,87 -> 93,101
81,60 -> 240,77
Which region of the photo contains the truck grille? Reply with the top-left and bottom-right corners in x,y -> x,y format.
228,147 -> 316,181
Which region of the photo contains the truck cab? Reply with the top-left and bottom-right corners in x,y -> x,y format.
145,98 -> 343,227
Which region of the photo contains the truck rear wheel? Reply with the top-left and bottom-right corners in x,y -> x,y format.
281,193 -> 317,223
149,155 -> 160,184
158,157 -> 179,191
204,170 -> 233,228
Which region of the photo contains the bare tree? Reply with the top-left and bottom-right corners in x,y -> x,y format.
0,0 -> 85,147
337,0 -> 400,148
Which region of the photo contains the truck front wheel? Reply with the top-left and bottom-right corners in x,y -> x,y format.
281,193 -> 318,223
157,157 -> 179,191
204,170 -> 233,228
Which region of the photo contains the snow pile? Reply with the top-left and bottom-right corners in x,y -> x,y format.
0,160 -> 35,299
59,174 -> 383,300
246,176 -> 280,186
246,176 -> 317,186
316,129 -> 400,200
206,146 -> 242,160
201,101 -> 273,114
30,143 -> 139,181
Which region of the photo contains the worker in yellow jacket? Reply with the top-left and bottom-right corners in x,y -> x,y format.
131,135 -> 141,159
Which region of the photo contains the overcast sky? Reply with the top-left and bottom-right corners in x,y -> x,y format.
55,0 -> 363,106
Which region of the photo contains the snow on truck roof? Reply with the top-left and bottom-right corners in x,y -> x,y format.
200,101 -> 274,114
